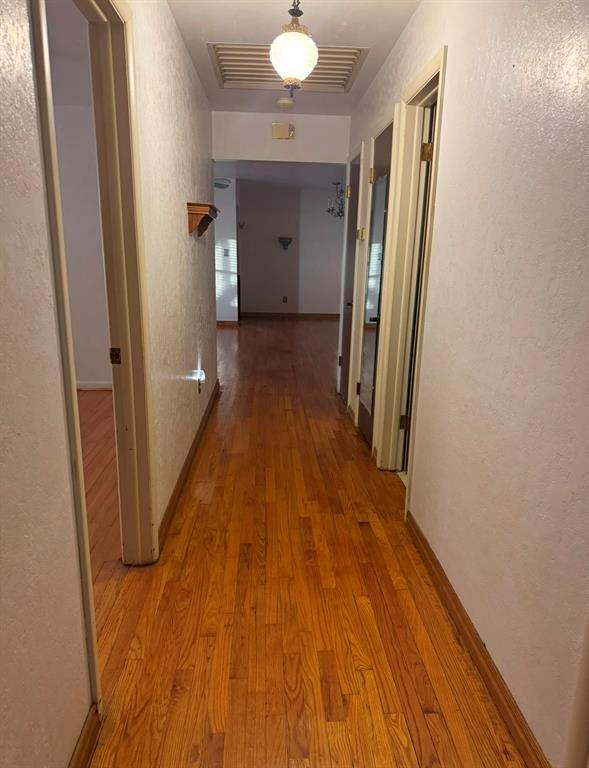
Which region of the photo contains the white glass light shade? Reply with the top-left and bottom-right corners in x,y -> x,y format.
270,30 -> 318,84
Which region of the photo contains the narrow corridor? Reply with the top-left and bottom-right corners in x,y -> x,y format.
91,318 -> 524,767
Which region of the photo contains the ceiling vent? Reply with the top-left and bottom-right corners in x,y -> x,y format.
209,43 -> 367,93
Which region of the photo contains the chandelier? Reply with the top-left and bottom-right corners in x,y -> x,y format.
270,0 -> 318,97
326,182 -> 345,219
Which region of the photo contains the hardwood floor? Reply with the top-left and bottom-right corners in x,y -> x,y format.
89,318 -> 524,767
77,389 -> 127,641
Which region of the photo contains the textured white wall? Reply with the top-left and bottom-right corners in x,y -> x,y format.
238,180 -> 343,314
0,1 -> 92,766
214,180 -> 239,322
351,1 -> 589,765
239,180 -> 301,313
213,111 -> 350,164
129,0 -> 217,526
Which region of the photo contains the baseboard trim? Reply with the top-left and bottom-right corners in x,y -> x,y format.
159,379 -> 220,551
68,704 -> 101,768
406,512 -> 551,768
77,381 -> 113,390
240,312 -> 339,320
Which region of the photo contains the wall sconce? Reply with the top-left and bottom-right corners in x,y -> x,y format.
278,237 -> 293,250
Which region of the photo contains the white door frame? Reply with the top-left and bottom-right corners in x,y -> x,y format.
346,139 -> 371,424
371,48 -> 448,508
336,159 -> 352,394
30,0 -> 156,707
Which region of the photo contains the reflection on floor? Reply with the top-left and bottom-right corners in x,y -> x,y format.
359,323 -> 377,412
89,318 -> 525,767
77,389 -> 126,639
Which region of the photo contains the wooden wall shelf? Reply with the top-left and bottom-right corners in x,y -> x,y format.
187,203 -> 219,236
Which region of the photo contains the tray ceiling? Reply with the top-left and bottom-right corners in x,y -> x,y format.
210,43 -> 367,93
167,0 -> 419,115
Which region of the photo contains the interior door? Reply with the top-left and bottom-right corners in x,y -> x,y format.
398,100 -> 438,470
340,154 -> 361,403
358,122 -> 393,445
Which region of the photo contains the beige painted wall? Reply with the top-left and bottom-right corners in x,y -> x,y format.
0,0 -> 92,765
128,0 -> 217,526
238,180 -> 344,315
350,1 -> 589,765
213,111 -> 350,164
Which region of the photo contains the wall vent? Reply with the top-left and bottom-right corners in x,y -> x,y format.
209,43 -> 367,93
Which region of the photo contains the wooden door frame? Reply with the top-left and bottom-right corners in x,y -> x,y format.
371,48 -> 448,509
30,0 -> 157,708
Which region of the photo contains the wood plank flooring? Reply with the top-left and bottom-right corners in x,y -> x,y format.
89,318 -> 524,767
77,389 -> 128,641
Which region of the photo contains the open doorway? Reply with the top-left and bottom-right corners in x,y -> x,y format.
45,0 -> 122,614
370,51 -> 446,484
213,160 -> 346,321
358,122 -> 394,445
32,0 -> 156,707
339,153 -> 361,404
397,98 -> 438,472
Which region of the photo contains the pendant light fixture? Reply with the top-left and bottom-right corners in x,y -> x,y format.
270,0 -> 318,96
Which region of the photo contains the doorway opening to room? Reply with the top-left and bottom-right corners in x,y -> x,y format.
45,0 -> 122,631
212,159 -> 347,394
369,51 -> 446,489
339,152 -> 361,405
398,98 -> 438,473
213,160 -> 347,324
32,0 -> 155,706
358,121 -> 394,446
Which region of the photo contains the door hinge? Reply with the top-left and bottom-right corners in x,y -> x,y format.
356,226 -> 366,241
345,184 -> 352,199
356,382 -> 361,395
399,413 -> 410,430
110,347 -> 121,365
338,355 -> 342,366
368,167 -> 375,184
421,142 -> 433,162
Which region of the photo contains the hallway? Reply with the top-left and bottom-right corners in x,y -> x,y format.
91,318 -> 524,768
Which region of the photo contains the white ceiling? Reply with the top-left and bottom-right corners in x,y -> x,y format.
167,0 -> 419,115
215,160 -> 345,188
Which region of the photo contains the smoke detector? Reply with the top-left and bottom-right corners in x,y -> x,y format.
214,178 -> 231,189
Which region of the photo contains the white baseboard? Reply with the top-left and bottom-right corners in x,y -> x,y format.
77,381 -> 112,390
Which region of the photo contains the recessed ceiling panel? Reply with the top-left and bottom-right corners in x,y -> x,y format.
209,43 -> 367,93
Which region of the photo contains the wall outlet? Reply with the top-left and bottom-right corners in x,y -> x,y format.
282,296 -> 288,303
